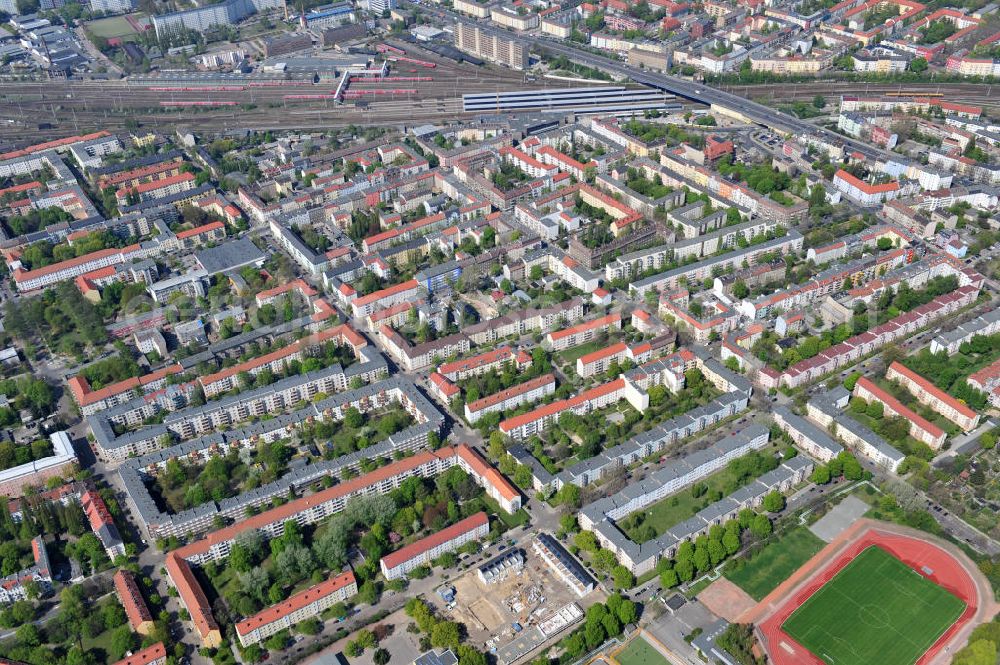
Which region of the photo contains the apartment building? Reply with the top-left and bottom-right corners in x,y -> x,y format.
380,513 -> 490,580
165,445 -> 516,645
578,425 -> 814,574
114,570 -> 156,635
115,172 -> 196,206
351,279 -> 423,317
737,249 -> 910,320
500,377 -> 647,440
807,388 -> 904,473
12,243 -> 145,292
576,342 -> 652,379
465,374 -> 557,423
773,406 -> 844,462
379,327 -> 472,372
464,298 -> 586,346
930,307 -> 1000,355
453,0 -> 490,17
853,377 -> 946,449
0,431 -> 78,498
198,324 -> 365,397
491,6 -> 539,30
545,313 -> 622,351
969,359 -> 1000,407
455,22 -> 528,70
437,346 -> 531,381
236,572 -> 358,646
0,536 -> 52,604
629,231 -> 805,298
782,285 -> 979,388
885,361 -> 980,431
832,169 -> 902,205
82,490 -> 127,560
111,642 -> 167,665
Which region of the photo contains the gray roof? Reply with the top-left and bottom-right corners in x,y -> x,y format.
195,237 -> 267,275
933,306 -> 1000,350
774,406 -> 843,457
414,651 -> 458,665
117,376 -> 444,534
631,230 -> 803,292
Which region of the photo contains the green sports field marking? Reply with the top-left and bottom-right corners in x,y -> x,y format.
781,546 -> 966,665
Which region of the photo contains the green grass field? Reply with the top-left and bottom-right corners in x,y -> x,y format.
615,636 -> 669,665
782,546 -> 966,665
725,527 -> 824,601
85,15 -> 139,39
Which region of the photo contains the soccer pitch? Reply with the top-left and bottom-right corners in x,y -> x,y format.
615,636 -> 669,665
782,546 -> 966,665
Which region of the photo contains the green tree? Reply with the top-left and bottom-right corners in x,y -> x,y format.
762,491 -> 785,513
659,568 -> 679,588
612,565 -> 634,590
109,626 -> 138,660
810,465 -> 831,484
953,639 -> 996,665
750,514 -> 772,538
431,621 -> 461,650
722,530 -> 740,555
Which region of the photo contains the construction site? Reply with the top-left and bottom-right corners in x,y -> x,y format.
427,544 -> 603,664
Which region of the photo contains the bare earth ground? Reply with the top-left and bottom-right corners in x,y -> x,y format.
741,518 -> 1000,665
697,577 -> 756,622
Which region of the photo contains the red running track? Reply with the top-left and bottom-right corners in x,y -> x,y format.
759,529 -> 978,665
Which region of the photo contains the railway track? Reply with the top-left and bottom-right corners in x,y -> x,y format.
0,76 -> 994,144
723,81 -> 1000,109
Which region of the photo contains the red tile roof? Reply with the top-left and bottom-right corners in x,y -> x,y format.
438,346 -> 515,376
352,279 -> 419,309
256,278 -> 318,302
81,490 -> 114,533
456,445 -> 520,502
548,313 -> 621,341
116,171 -> 194,199
14,244 -> 141,284
114,569 -> 154,630
888,361 -> 977,419
500,378 -> 625,433
165,554 -> 219,641
67,363 -> 184,407
381,513 -> 488,571
834,169 -> 899,195
0,131 -> 111,160
855,377 -> 944,439
466,374 -> 555,413
174,447 -> 471,561
235,572 -> 356,636
198,326 -> 353,388
175,221 -> 224,240
111,642 -> 166,665
429,372 -> 460,397
578,342 -> 628,367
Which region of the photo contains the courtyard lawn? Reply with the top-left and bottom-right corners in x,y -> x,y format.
724,527 -> 824,601
557,337 -> 623,366
619,444 -> 779,543
615,636 -> 669,665
782,546 -> 966,665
